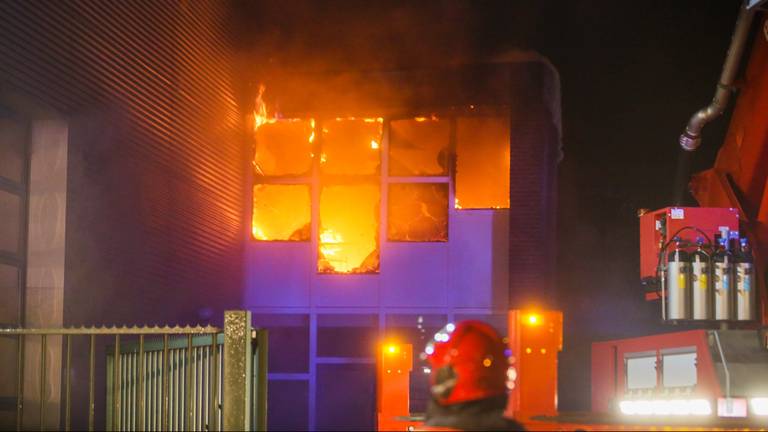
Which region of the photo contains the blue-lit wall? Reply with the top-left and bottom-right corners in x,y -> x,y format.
245,210 -> 511,431
245,210 -> 509,310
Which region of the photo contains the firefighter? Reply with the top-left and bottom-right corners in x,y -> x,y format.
422,320 -> 525,431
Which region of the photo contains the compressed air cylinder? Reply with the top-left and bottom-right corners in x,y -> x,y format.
666,237 -> 690,320
735,237 -> 755,321
691,238 -> 712,320
713,237 -> 733,320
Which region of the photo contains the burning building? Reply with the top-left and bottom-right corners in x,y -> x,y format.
244,59 -> 561,429
0,1 -> 561,430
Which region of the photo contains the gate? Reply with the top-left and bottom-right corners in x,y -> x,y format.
0,310 -> 267,431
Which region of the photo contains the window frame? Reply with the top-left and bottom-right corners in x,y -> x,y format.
251,112 -> 513,273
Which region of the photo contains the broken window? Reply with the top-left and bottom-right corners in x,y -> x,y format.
387,183 -> 448,242
318,184 -> 379,273
253,119 -> 315,176
252,184 -> 311,241
320,118 -> 382,175
389,118 -> 449,176
455,117 -> 510,209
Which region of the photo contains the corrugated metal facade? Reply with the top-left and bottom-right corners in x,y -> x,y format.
0,0 -> 246,324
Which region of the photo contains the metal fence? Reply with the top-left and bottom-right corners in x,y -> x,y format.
0,310 -> 267,431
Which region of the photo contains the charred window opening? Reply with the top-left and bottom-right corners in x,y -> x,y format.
253,119 -> 315,177
252,184 -> 311,241
319,184 -> 380,273
321,118 -> 382,176
250,108 -> 512,273
455,117 -> 510,209
389,118 -> 448,176
388,183 -> 448,242
315,117 -> 382,273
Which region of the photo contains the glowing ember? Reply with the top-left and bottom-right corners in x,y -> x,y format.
370,139 -> 379,149
309,119 -> 316,143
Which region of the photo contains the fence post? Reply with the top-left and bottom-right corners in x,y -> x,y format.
223,310 -> 252,431
254,329 -> 268,431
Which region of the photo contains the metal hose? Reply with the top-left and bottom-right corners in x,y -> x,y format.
679,1 -> 755,151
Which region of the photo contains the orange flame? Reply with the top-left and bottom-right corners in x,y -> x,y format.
252,225 -> 268,240
320,229 -> 343,257
253,84 -> 276,131
334,117 -> 383,123
413,115 -> 439,122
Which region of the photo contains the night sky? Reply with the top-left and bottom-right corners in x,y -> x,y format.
233,0 -> 744,410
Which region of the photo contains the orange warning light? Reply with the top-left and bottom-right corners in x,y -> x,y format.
527,314 -> 540,325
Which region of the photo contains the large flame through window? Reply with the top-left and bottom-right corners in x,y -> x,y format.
252,184 -> 311,241
318,184 -> 379,273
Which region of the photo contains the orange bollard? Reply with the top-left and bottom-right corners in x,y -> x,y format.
506,310 -> 563,420
377,342 -> 421,431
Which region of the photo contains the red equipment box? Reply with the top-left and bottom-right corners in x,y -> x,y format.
639,207 -> 739,282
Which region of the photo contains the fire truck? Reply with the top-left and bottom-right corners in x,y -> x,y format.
377,2 -> 768,430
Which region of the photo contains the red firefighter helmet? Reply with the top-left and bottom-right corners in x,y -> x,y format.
424,320 -> 509,405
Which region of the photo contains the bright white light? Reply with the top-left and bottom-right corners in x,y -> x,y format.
668,399 -> 690,415
506,367 -> 517,382
425,346 -> 434,355
619,399 -> 711,416
422,367 -> 431,374
651,400 -> 671,415
635,400 -> 653,415
752,397 -> 768,416
689,399 -> 712,416
446,323 -> 455,333
619,400 -> 637,415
